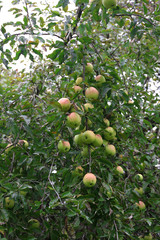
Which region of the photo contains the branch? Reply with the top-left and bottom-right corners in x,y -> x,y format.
114,13 -> 155,26
65,4 -> 84,45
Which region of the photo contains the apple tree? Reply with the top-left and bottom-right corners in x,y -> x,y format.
0,0 -> 160,239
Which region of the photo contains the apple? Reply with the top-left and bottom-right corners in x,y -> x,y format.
85,87 -> 99,101
75,166 -> 84,176
93,134 -> 103,147
144,234 -> 153,240
103,127 -> 116,140
103,118 -> 110,127
85,63 -> 94,73
67,112 -> 81,128
105,144 -> 116,156
103,140 -> 108,146
74,133 -> 84,146
5,143 -> 14,153
20,190 -> 27,197
81,146 -> 94,157
84,103 -> 94,112
102,0 -> 117,9
134,187 -> 144,195
95,75 -> 106,84
5,197 -> 15,209
136,201 -> 146,210
76,77 -> 83,85
116,166 -> 124,174
82,130 -> 96,144
83,173 -> 96,187
128,100 -> 134,104
73,85 -> 82,93
28,219 -> 40,229
58,98 -> 71,112
135,174 -> 143,181
18,140 -> 29,148
58,140 -> 70,152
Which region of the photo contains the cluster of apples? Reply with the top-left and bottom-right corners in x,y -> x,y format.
57,62 -> 119,187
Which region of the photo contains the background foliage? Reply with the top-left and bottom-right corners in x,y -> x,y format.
0,0 -> 160,239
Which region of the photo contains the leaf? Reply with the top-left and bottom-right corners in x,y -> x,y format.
47,49 -> 61,60
32,48 -> 43,59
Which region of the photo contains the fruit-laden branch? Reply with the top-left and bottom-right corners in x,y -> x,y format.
65,4 -> 84,45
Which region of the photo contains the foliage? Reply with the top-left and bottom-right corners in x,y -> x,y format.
0,0 -> 160,239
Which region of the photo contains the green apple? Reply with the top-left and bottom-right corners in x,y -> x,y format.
20,190 -> 27,197
85,87 -> 99,101
85,63 -> 94,73
84,103 -> 94,112
75,166 -> 84,176
95,75 -> 106,84
5,143 -> 14,154
93,134 -> 103,147
144,234 -> 153,240
81,146 -> 94,157
76,77 -> 83,85
105,144 -> 116,156
104,127 -> 116,140
102,0 -> 117,9
135,174 -> 143,181
83,173 -> 96,187
134,187 -> 144,195
103,118 -> 110,127
74,133 -> 84,146
66,112 -> 81,128
73,85 -> 82,93
103,140 -> 108,146
5,197 -> 15,209
82,130 -> 96,144
58,98 -> 71,112
136,201 -> 146,210
18,140 -> 29,148
58,140 -> 70,152
28,219 -> 40,229
116,166 -> 124,174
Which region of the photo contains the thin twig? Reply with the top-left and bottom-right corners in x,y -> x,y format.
114,220 -> 119,240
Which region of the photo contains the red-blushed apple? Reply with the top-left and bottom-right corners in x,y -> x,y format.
128,99 -> 134,104
102,0 -> 117,9
103,118 -> 110,127
83,173 -> 96,187
105,144 -> 116,156
82,130 -> 96,144
58,98 -> 71,112
76,77 -> 83,85
84,103 -> 94,112
136,201 -> 146,210
74,133 -> 84,146
104,127 -> 116,140
95,75 -> 106,84
58,140 -> 70,152
85,63 -> 94,73
116,166 -> 124,174
73,85 -> 82,93
93,134 -> 103,147
85,87 -> 99,101
5,197 -> 15,209
134,187 -> 144,195
18,140 -> 29,148
75,166 -> 84,176
66,112 -> 81,128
